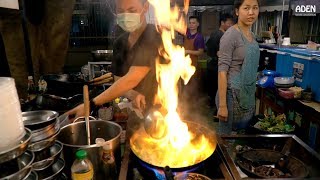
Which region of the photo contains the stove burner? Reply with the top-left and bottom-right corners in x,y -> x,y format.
126,149 -> 231,180
138,159 -> 202,179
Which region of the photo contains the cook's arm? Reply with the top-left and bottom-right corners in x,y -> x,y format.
93,66 -> 150,105
114,75 -> 141,101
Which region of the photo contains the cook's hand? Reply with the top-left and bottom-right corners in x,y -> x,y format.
217,106 -> 228,121
132,93 -> 146,112
185,50 -> 191,55
66,103 -> 85,122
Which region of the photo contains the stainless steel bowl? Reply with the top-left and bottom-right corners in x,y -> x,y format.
274,76 -> 295,85
91,50 -> 113,61
36,158 -> 65,180
28,129 -> 60,152
32,141 -> 63,171
23,111 -> 59,130
23,171 -> 38,180
0,151 -> 34,180
0,128 -> 32,164
30,119 -> 60,143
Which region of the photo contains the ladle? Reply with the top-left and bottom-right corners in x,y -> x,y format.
144,105 -> 167,139
83,85 -> 91,145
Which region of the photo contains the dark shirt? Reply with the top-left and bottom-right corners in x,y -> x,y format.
112,24 -> 162,109
206,30 -> 224,62
185,29 -> 205,50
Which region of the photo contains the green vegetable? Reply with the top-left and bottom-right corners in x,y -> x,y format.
254,113 -> 295,133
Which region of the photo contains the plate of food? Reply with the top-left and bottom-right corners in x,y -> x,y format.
251,114 -> 295,134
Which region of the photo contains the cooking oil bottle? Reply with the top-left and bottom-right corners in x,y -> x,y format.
95,138 -> 117,179
71,149 -> 94,180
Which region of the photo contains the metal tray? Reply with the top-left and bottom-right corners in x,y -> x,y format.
23,110 -> 59,128
0,128 -> 32,164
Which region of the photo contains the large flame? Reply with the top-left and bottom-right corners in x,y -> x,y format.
130,0 -> 216,168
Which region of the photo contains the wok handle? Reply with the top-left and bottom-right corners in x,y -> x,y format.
73,116 -> 96,123
83,85 -> 90,117
164,166 -> 174,180
83,85 -> 91,145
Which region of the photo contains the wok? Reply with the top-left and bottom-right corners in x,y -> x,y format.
42,74 -> 88,97
42,74 -> 112,97
35,94 -> 83,112
236,149 -> 309,178
42,74 -> 90,97
130,121 -> 217,170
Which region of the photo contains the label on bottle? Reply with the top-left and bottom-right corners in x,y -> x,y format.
71,170 -> 94,180
102,150 -> 115,164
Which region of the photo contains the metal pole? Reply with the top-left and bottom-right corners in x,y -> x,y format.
280,0 -> 285,35
278,0 -> 286,47
19,0 -> 34,77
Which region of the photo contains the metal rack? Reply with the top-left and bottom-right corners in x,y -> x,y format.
88,61 -> 112,80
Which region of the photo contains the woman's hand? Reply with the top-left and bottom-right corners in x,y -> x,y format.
66,103 -> 85,122
132,93 -> 146,112
217,106 -> 228,121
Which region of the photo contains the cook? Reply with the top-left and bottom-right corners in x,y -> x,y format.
67,0 -> 163,137
216,0 -> 260,133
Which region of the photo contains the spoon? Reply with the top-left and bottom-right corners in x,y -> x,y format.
144,105 -> 167,139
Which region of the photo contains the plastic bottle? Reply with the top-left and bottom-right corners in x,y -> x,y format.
95,138 -> 117,179
113,98 -> 121,121
27,76 -> 36,101
120,98 -> 129,120
264,57 -> 269,69
71,149 -> 94,180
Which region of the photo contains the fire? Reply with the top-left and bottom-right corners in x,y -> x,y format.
130,0 -> 216,168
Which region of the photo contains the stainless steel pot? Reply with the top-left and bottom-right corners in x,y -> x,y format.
57,120 -> 122,180
0,151 -> 34,180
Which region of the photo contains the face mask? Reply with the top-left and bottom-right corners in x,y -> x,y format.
116,13 -> 142,32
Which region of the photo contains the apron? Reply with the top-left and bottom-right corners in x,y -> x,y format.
184,33 -> 198,67
180,33 -> 200,107
229,25 -> 260,130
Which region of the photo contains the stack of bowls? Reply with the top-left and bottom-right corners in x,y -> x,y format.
23,110 -> 66,179
0,77 -> 35,179
0,128 -> 34,180
0,77 -> 26,151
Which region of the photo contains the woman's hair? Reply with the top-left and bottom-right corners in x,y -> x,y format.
234,0 -> 260,15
